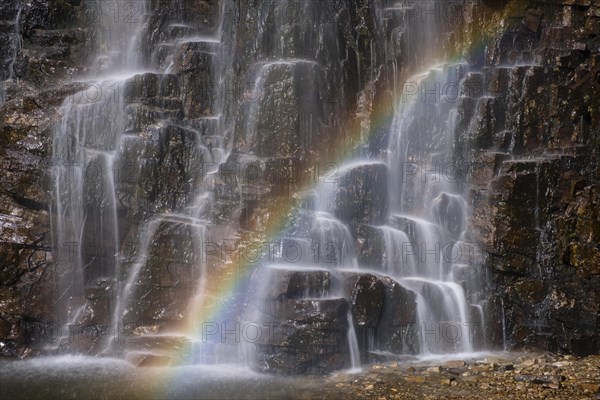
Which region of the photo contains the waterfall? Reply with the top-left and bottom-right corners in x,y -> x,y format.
106,0 -> 237,358
346,312 -> 361,370
253,59 -> 484,359
50,0 -> 239,355
51,0 -> 150,348
47,0 -> 485,369
238,0 -> 485,372
52,79 -> 127,347
384,64 -> 479,354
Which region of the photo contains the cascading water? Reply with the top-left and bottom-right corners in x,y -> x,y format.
176,0 -> 487,372
107,1 -> 238,359
51,1 -> 150,349
51,0 -> 239,356
47,0 -> 486,371
230,0 -> 378,372
383,63 -> 482,354
241,1 -> 485,371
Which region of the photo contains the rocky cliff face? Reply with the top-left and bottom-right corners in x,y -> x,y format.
0,0 -> 598,363
0,0 -> 93,357
462,1 -> 600,356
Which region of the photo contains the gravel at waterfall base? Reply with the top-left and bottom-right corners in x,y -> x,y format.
299,354 -> 600,400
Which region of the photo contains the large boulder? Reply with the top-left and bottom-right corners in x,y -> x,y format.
251,298 -> 350,374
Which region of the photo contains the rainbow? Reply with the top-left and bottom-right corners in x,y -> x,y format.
147,0 -> 522,381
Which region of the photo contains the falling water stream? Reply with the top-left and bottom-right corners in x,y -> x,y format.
383,64 -> 481,354
50,0 -> 152,348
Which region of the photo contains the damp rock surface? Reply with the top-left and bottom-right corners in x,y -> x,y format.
463,0 -> 600,356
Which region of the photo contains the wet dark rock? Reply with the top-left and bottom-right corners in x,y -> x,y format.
130,124 -> 206,214
265,299 -> 349,333
121,220 -> 203,334
251,298 -> 351,374
431,193 -> 467,239
355,224 -> 385,269
77,279 -> 116,328
123,73 -> 183,132
124,73 -> 180,102
330,163 -> 388,226
250,266 -> 421,372
250,267 -> 331,302
143,0 -> 220,69
376,277 -> 418,354
341,272 -> 385,328
466,1 -> 600,357
171,42 -> 214,119
239,61 -> 327,160
340,272 -> 419,356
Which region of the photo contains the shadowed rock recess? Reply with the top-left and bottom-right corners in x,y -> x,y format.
0,0 -> 598,376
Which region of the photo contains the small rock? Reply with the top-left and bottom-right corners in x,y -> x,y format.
461,376 -> 480,384
551,361 -> 572,368
580,383 -> 600,393
446,367 -> 467,376
534,357 -> 547,365
405,376 -> 426,383
543,383 -> 560,389
498,364 -> 514,372
426,366 -> 442,373
132,325 -> 160,336
514,374 -> 563,385
485,356 -> 511,364
444,360 -> 466,368
517,359 -> 535,367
